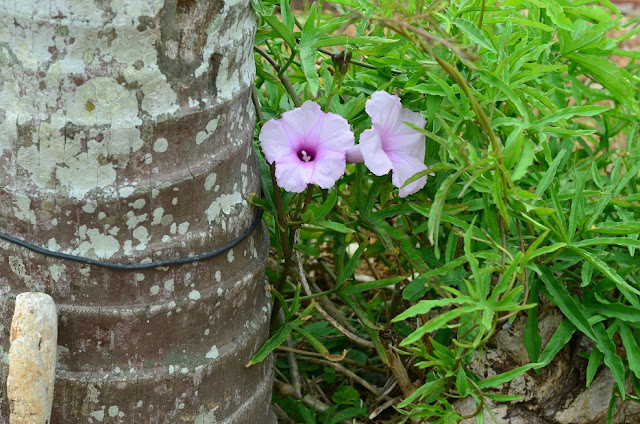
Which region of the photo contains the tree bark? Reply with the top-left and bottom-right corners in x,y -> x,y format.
0,1 -> 275,422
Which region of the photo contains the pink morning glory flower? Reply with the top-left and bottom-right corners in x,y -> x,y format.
346,91 -> 429,197
259,101 -> 355,193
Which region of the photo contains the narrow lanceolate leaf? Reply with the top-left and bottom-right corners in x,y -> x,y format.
566,53 -> 636,110
568,170 -> 589,240
299,3 -> 320,95
477,363 -> 542,389
246,323 -> 293,366
538,267 -> 595,339
535,149 -> 567,196
620,324 -> 640,379
335,241 -> 368,291
593,322 -> 627,398
537,320 -> 576,367
534,105 -> 609,127
392,297 -> 474,322
452,18 -> 496,53
428,169 -> 464,246
570,247 -> 640,300
400,306 -> 483,346
262,15 -> 297,50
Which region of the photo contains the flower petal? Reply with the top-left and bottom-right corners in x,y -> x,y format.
279,101 -> 325,149
310,149 -> 347,189
393,108 -> 426,136
259,119 -> 296,164
359,128 -> 393,176
345,145 -> 364,163
365,91 -> 402,136
274,156 -> 312,193
391,157 -> 429,197
384,130 -> 426,162
314,112 -> 355,153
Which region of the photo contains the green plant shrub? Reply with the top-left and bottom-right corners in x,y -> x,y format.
251,0 -> 640,422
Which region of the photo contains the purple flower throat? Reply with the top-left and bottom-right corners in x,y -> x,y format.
297,145 -> 316,162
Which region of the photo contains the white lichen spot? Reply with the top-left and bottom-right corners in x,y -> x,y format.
131,199 -> 146,209
136,273 -> 145,282
217,288 -> 222,296
152,189 -> 160,198
172,197 -> 178,206
49,264 -> 66,283
150,285 -> 160,295
153,137 -> 168,153
170,223 -> 177,234
13,194 -> 36,225
204,329 -> 210,336
89,408 -> 105,422
205,192 -> 243,222
133,226 -> 149,250
189,290 -> 201,301
83,202 -> 97,213
227,249 -> 234,263
205,345 -> 219,359
169,365 -> 174,374
195,131 -> 209,145
215,271 -> 221,282
152,208 -> 164,225
164,279 -> 175,292
204,173 -> 217,191
75,229 -> 120,259
108,406 -> 119,418
180,367 -> 188,374
119,186 -> 136,198
178,222 -> 189,235
206,117 -> 219,134
162,235 -> 171,243
98,212 -> 106,220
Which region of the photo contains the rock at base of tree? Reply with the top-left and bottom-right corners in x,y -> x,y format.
7,292 -> 57,424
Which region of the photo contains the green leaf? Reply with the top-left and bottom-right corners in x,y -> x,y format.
535,149 -> 567,196
538,319 -> 576,366
452,18 -> 496,53
570,247 -> 640,300
310,190 -> 338,221
566,53 -> 636,110
477,363 -> 542,389
588,304 -> 640,323
586,347 -> 604,387
299,4 -> 320,95
263,15 -> 297,50
538,267 -> 595,339
524,282 -> 542,363
481,72 -> 530,124
314,220 -> 355,234
393,298 -> 471,322
401,306 -> 483,345
535,105 -> 609,127
568,170 -> 589,240
342,276 -> 407,295
247,323 -> 293,366
620,324 -> 640,379
335,241 -> 368,291
512,139 -> 535,181
587,222 -> 640,235
428,169 -> 465,246
311,35 -> 397,48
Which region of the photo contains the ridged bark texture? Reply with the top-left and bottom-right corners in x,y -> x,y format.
0,1 -> 275,423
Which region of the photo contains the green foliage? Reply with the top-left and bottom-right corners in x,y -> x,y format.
252,0 -> 640,422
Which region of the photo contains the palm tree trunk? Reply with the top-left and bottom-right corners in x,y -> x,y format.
0,0 -> 275,422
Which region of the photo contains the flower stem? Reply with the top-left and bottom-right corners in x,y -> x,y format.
254,45 -> 302,108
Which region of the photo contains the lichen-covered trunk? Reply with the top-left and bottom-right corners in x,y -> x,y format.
0,1 -> 275,423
